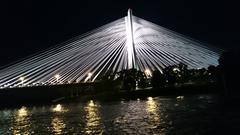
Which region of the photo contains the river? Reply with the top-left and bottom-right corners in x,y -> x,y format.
0,95 -> 221,134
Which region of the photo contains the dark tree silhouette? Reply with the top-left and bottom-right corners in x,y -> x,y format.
151,70 -> 165,89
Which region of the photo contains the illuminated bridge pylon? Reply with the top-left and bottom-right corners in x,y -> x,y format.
126,9 -> 137,70
0,9 -> 223,89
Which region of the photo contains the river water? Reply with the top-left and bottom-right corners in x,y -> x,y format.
0,95 -> 221,134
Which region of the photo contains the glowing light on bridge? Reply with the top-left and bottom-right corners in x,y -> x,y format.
144,69 -> 152,78
173,67 -> 180,73
19,77 -> 24,82
126,9 -> 136,69
19,77 -> 25,85
0,9 -> 223,89
84,72 -> 93,82
54,74 -> 60,83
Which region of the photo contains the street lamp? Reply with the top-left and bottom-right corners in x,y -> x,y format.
19,77 -> 25,84
55,74 -> 60,83
84,72 -> 93,82
88,72 -> 93,82
173,67 -> 180,73
144,69 -> 152,78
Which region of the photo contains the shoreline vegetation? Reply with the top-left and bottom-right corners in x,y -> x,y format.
0,82 -> 223,109
0,62 -> 224,109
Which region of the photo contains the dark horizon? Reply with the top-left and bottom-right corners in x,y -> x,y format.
1,0 -> 239,66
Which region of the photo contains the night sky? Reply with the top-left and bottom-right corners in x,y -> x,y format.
1,0 -> 239,67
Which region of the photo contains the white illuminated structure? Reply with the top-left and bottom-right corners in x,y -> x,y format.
126,9 -> 137,69
55,74 -> 60,83
19,77 -> 25,84
0,9 -> 223,89
84,72 -> 93,82
144,69 -> 152,78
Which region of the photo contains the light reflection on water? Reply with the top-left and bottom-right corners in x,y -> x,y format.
51,104 -> 68,113
84,100 -> 103,134
51,117 -> 66,135
146,97 -> 160,122
146,97 -> 157,113
0,95 -> 219,134
13,107 -> 32,135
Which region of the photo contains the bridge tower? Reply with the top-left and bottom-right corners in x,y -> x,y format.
125,9 -> 137,70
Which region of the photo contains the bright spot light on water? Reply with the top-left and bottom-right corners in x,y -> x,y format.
51,117 -> 65,134
148,97 -> 153,101
89,100 -> 95,107
52,104 -> 63,112
146,97 -> 158,118
18,106 -> 27,117
14,106 -> 31,134
176,96 -> 184,101
84,99 -> 103,134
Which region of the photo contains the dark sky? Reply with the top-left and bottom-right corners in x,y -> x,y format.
1,0 -> 239,67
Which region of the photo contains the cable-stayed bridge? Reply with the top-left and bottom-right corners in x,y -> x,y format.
0,9 -> 222,89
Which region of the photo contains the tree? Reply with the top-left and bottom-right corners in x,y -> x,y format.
151,70 -> 166,89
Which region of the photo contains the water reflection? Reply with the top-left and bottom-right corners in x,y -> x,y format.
0,95 -> 218,134
51,117 -> 66,134
52,104 -> 68,113
176,96 -> 184,101
146,97 -> 160,121
50,104 -> 67,134
146,97 -> 157,113
13,106 -> 32,135
84,100 -> 103,134
18,107 -> 28,117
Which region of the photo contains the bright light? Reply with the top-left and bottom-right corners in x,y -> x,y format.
51,117 -> 66,134
52,104 -> 62,112
145,69 -> 152,78
84,72 -> 93,82
148,97 -> 153,101
55,74 -> 60,79
19,77 -> 25,84
173,67 -> 180,73
52,104 -> 67,112
176,96 -> 184,101
137,98 -> 140,102
55,74 -> 60,82
88,73 -> 93,78
146,97 -> 158,115
19,77 -> 24,81
84,99 -> 101,134
18,106 -> 27,117
88,100 -> 95,107
125,9 -> 136,69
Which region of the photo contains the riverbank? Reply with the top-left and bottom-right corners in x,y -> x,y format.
0,82 -> 223,109
62,83 -> 220,101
